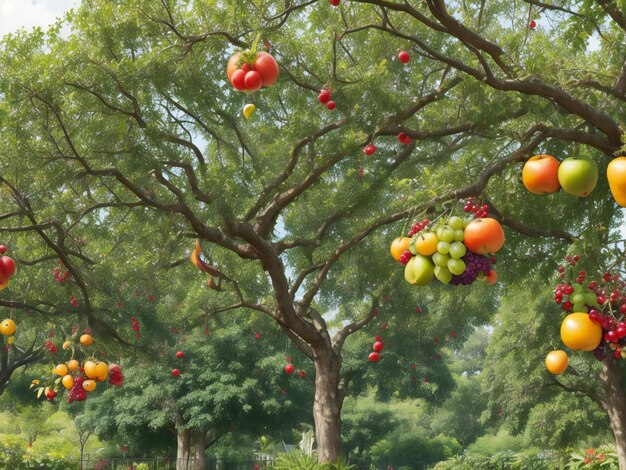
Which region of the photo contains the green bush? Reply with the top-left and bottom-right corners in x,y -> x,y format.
271,451 -> 354,470
0,442 -> 77,469
368,430 -> 461,467
433,450 -> 562,470
565,446 -> 618,469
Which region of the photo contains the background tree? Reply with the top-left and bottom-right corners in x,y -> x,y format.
1,0 -> 625,464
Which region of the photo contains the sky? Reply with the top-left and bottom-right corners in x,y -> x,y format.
0,0 -> 77,37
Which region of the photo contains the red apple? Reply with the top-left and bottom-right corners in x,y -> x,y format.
176,351 -> 184,359
398,51 -> 410,63
372,341 -> 384,352
285,364 -> 295,374
0,256 -> 16,279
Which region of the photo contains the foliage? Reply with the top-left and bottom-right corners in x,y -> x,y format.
272,451 -> 354,470
565,446 -> 619,469
433,450 -> 563,470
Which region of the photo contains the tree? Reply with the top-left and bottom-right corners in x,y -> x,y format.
1,0 -> 625,463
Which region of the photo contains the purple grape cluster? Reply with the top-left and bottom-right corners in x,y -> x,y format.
592,345 -> 607,361
450,251 -> 492,285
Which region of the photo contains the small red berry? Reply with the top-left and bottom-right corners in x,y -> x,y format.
529,19 -> 536,29
398,51 -> 410,63
0,245 -> 7,255
326,101 -> 336,110
176,351 -> 184,359
299,370 -> 306,378
329,0 -> 340,5
171,369 -> 181,377
364,144 -> 376,156
368,352 -> 380,362
285,364 -> 295,374
255,333 -> 262,339
318,89 -> 331,104
372,341 -> 384,352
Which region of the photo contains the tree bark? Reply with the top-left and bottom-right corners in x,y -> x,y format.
600,360 -> 626,470
176,429 -> 191,470
192,431 -> 206,470
313,347 -> 344,464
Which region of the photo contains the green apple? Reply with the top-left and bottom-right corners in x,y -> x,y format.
404,254 -> 434,286
434,266 -> 452,284
557,157 -> 598,197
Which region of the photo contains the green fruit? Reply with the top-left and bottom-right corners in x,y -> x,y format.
436,226 -> 454,243
409,237 -> 419,255
437,241 -> 451,255
557,157 -> 598,197
432,252 -> 450,267
434,266 -> 452,284
572,303 -> 586,312
584,292 -> 598,306
404,254 -> 434,286
449,241 -> 467,259
447,258 -> 466,275
570,293 -> 585,305
453,229 -> 465,241
448,216 -> 465,230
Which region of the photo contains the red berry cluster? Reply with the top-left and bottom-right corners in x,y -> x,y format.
407,218 -> 430,236
358,166 -> 364,178
318,89 -> 336,110
45,340 -> 57,353
69,295 -> 78,307
53,263 -> 71,283
68,376 -> 87,403
363,144 -> 376,156
108,364 -> 123,387
463,197 -> 489,218
399,250 -> 413,265
555,255 -> 626,361
397,132 -> 413,145
131,317 -> 141,339
369,335 -> 384,362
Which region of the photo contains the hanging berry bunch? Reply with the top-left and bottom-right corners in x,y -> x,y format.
31,332 -> 124,403
226,36 -> 279,93
549,255 -> 626,373
390,198 -> 503,287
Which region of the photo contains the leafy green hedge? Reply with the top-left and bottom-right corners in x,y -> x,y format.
432,450 -> 562,470
0,439 -> 77,469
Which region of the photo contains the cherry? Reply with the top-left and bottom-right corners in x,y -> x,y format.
368,352 -> 380,362
375,335 -> 382,341
363,144 -> 376,156
372,341 -> 384,352
398,51 -> 410,63
318,89 -> 331,104
557,266 -> 565,273
606,330 -> 618,343
176,351 -> 184,359
561,300 -> 573,311
0,245 -> 7,255
326,101 -> 336,110
614,348 -> 622,359
285,364 -> 295,374
617,327 -> 626,338
451,331 -> 458,337
329,0 -> 340,5
563,285 -> 574,295
589,310 -> 600,323
529,19 -> 536,29
46,389 -> 57,400
299,370 -> 306,378
597,295 -> 607,304
171,369 -> 181,377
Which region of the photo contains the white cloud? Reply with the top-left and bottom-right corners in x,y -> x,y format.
0,0 -> 78,37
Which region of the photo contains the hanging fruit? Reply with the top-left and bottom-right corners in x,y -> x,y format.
560,312 -> 602,351
545,350 -> 568,375
557,157 -> 598,197
522,155 -> 561,194
607,157 -> 626,207
0,319 -> 15,336
227,38 -> 279,93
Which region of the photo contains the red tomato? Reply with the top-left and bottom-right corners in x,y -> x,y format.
230,69 -> 248,91
244,71 -> 263,91
253,52 -> 279,86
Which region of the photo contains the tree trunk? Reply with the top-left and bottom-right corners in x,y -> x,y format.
600,360 -> 626,470
313,347 -> 344,464
177,429 -> 191,470
192,431 -> 206,470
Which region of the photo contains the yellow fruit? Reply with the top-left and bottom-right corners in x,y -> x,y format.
68,359 -> 79,371
62,375 -> 74,390
83,360 -> 98,379
62,341 -> 72,350
414,232 -> 439,256
94,362 -> 109,382
243,103 -> 256,119
82,380 -> 96,392
80,334 -> 93,346
390,237 -> 411,260
560,312 -> 602,351
7,336 -> 14,345
0,319 -> 16,336
55,364 -> 68,377
51,366 -> 58,375
545,350 -> 568,375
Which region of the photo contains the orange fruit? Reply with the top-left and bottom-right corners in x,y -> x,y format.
0,319 -> 15,336
62,340 -> 71,350
390,237 -> 411,261
55,364 -> 68,377
94,362 -> 109,382
80,334 -> 93,346
485,270 -> 497,284
464,218 -> 505,255
68,359 -> 79,371
560,312 -> 602,351
607,157 -> 626,207
82,380 -> 96,392
522,155 -> 561,194
414,232 -> 439,256
84,361 -> 98,379
62,375 -> 74,389
545,350 -> 568,375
